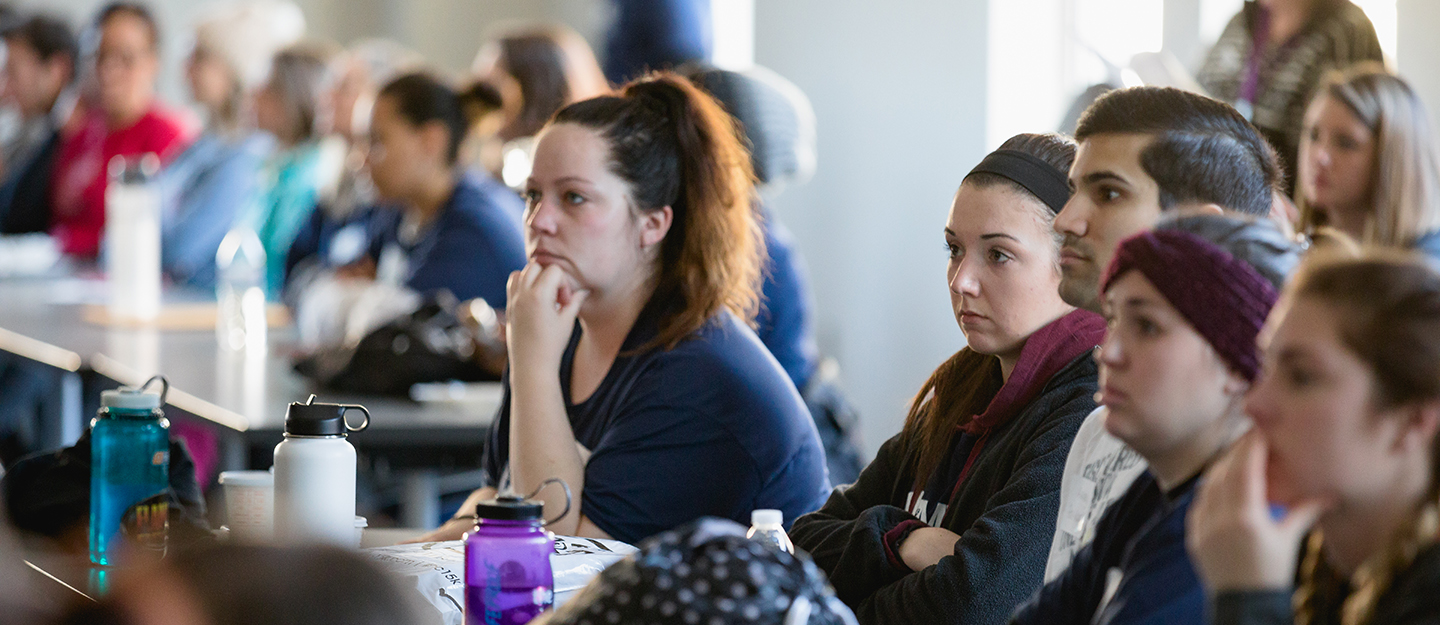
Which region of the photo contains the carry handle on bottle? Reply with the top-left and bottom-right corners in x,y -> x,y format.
521,477 -> 572,528
297,394 -> 370,432
138,375 -> 169,405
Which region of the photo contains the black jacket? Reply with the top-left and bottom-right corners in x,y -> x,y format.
1213,544 -> 1440,625
790,352 -> 1098,625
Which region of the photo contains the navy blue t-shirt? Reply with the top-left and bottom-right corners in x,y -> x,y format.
757,211 -> 819,391
481,307 -> 832,544
372,169 -> 526,307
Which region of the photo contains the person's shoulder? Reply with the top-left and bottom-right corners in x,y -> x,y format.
646,313 -> 801,402
1381,541 -> 1440,621
141,104 -> 199,141
446,171 -> 524,227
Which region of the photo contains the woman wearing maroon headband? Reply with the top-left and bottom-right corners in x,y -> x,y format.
1011,214 -> 1299,625
790,133 -> 1102,624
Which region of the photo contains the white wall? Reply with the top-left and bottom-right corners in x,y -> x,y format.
1398,0 -> 1440,132
755,0 -> 986,456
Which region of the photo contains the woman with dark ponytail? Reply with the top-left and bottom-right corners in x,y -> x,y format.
350,72 -> 526,307
415,73 -> 829,544
1188,253 -> 1440,624
789,133 -> 1103,624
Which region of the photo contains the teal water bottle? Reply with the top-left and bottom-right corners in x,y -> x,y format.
89,376 -> 170,567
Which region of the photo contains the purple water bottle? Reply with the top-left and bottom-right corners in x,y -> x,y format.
464,488 -> 561,625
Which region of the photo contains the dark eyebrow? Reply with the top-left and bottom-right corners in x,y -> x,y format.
1079,171 -> 1129,187
980,233 -> 1020,243
944,227 -> 957,237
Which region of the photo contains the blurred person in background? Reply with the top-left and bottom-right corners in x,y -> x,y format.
55,543 -> 434,625
244,44 -> 331,294
415,73 -> 829,545
790,134 -> 1102,624
158,0 -> 304,288
49,2 -> 195,259
603,0 -> 710,84
0,14 -> 76,235
1293,64 -> 1440,261
1187,253 -> 1440,624
683,64 -> 863,485
1197,0 -> 1382,194
468,24 -> 607,188
283,38 -> 422,288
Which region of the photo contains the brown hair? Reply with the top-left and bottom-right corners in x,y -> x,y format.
1296,64 -> 1440,247
1287,253 -> 1440,625
488,25 -> 608,142
551,72 -> 761,351
266,45 -> 332,145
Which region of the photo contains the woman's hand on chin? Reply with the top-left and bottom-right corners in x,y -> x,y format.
506,262 -> 590,373
1186,431 -> 1330,593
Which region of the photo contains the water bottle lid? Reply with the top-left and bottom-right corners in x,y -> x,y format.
474,494 -> 544,522
284,395 -> 369,436
751,509 -> 783,527
100,376 -> 167,410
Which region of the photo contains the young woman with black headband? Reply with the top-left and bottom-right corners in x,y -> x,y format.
790,134 -> 1103,624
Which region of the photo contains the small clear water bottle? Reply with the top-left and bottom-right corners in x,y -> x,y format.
215,227 -> 267,351
89,376 -> 169,567
747,509 -> 794,554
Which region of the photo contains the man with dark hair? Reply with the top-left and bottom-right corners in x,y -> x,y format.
1043,85 -> 1283,584
0,14 -> 77,233
1057,86 -> 1279,313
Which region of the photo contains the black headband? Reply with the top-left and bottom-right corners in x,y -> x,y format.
964,149 -> 1071,213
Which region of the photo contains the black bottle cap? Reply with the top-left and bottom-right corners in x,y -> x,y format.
474,495 -> 544,522
284,395 -> 369,436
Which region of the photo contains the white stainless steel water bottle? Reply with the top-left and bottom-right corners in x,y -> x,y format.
272,395 -> 369,546
105,154 -> 162,321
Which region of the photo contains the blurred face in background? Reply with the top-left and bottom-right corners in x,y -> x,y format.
184,46 -> 232,113
1055,133 -> 1165,313
328,59 -> 369,140
945,182 -> 1072,363
2,38 -> 70,119
364,93 -> 445,204
1298,94 -> 1376,223
95,12 -> 158,125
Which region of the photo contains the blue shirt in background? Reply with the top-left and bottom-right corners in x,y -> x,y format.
757,209 -> 819,391
370,169 -> 526,307
481,306 -> 832,544
604,0 -> 712,83
159,132 -> 271,289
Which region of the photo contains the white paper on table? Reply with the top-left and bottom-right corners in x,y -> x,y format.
368,535 -> 637,625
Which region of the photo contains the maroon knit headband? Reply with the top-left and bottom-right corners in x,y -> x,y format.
1101,229 -> 1279,381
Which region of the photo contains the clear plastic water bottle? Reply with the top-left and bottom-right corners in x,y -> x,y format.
89,377 -> 169,567
215,227 -> 267,351
465,494 -> 556,625
747,509 -> 795,554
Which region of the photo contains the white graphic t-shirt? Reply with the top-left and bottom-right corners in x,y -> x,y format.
1044,406 -> 1148,581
